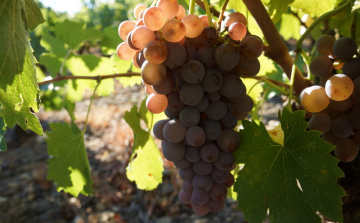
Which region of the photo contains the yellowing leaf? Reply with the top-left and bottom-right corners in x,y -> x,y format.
291,0 -> 336,17
266,121 -> 284,144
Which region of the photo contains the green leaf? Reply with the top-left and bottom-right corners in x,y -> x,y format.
39,53 -> 67,77
278,13 -> 301,40
101,26 -> 121,55
54,19 -> 104,50
0,0 -> 43,136
233,108 -> 345,223
290,0 -> 336,17
0,117 -> 7,152
46,122 -> 93,197
40,34 -> 68,56
243,78 -> 263,103
263,64 -> 287,100
352,0 -> 360,12
124,104 -> 164,190
267,1 -> 294,23
21,0 -> 45,31
65,55 -> 115,101
111,54 -> 142,87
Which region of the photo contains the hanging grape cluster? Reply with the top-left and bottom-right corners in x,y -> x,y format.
300,35 -> 360,162
116,0 -> 263,215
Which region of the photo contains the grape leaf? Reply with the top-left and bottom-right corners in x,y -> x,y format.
46,122 -> 93,197
233,108 -> 345,223
277,13 -> 301,40
100,26 -> 121,55
124,102 -> 164,190
54,19 -> 104,50
290,0 -> 336,17
0,0 -> 43,136
266,0 -> 294,23
353,0 -> 360,12
21,0 -> 45,31
111,54 -> 142,87
0,117 -> 6,152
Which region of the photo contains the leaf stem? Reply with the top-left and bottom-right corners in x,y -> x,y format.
59,49 -> 72,76
82,77 -> 102,134
300,50 -> 313,81
287,53 -> 301,112
196,0 -> 221,18
203,0 -> 213,27
217,0 -> 229,30
189,0 -> 196,15
150,0 -> 158,7
260,77 -> 289,95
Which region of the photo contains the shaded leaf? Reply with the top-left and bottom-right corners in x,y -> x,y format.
278,13 -> 301,40
101,26 -> 122,55
21,0 -> 45,31
46,122 -> 93,197
291,0 -> 336,17
233,109 -> 345,223
267,0 -> 294,23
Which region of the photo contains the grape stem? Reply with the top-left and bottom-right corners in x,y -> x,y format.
351,7 -> 358,40
59,49 -> 72,76
82,76 -> 102,134
300,50 -> 313,81
189,0 -> 196,15
196,0 -> 221,18
217,0 -> 229,31
150,0 -> 158,7
286,53 -> 300,112
203,0 -> 213,27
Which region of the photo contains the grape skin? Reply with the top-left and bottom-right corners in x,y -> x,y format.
325,74 -> 354,101
308,113 -> 332,133
146,93 -> 168,114
163,118 -> 187,143
315,34 -> 335,56
310,55 -> 333,78
332,37 -> 357,60
300,86 -> 330,113
334,138 -> 359,162
161,140 -> 186,162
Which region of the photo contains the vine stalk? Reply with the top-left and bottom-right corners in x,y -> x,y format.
202,0 -> 213,27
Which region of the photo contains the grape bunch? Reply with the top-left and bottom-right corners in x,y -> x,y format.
300,35 -> 360,162
116,0 -> 263,215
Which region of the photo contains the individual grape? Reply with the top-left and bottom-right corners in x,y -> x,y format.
192,203 -> 209,216
331,117 -> 353,139
325,74 -> 354,101
224,12 -> 247,27
152,72 -> 174,95
214,151 -> 235,171
164,42 -> 187,68
350,105 -> 360,129
193,159 -> 213,175
162,20 -> 186,42
310,55 -> 334,78
192,96 -> 208,113
183,43 -> 197,62
215,42 -> 240,70
200,144 -> 220,162
196,45 -> 216,69
192,189 -> 210,204
167,91 -> 185,111
143,7 -> 166,31
153,119 -> 169,140
156,0 -> 179,19
181,14 -> 203,38
322,130 -> 339,144
216,129 -> 241,153
116,42 -> 137,60
136,50 -> 146,67
206,199 -> 225,213
183,180 -> 194,193
209,183 -> 227,201
219,112 -> 237,130
143,41 -> 168,65
210,167 -> 229,184
179,106 -> 201,127
179,83 -> 204,106
201,119 -> 222,140
181,60 -> 205,83
334,138 -> 359,162
308,113 -> 332,133
164,107 -> 179,118
185,146 -> 201,162
227,89 -> 247,102
177,37 -> 186,45
163,119 -> 187,143
132,54 -> 141,68
171,68 -> 185,88
199,15 -> 210,27
176,5 -> 186,20
143,81 -> 155,95
135,19 -> 145,27
161,141 -> 186,162
354,131 -> 360,147
179,189 -> 191,204
319,74 -> 333,88
174,157 -> 192,169
329,97 -> 354,112
300,86 -> 330,113
234,95 -> 254,113
201,26 -> 218,45
126,31 -> 140,50
146,93 -> 168,114
186,126 -> 206,147
221,98 -> 235,112
178,166 -> 196,181
131,25 -> 155,49
199,69 -> 224,94
224,173 -> 235,188
118,20 -> 136,41
233,110 -> 249,120
342,58 -> 360,80
239,35 -> 264,60
141,61 -> 167,85
205,101 -> 227,120
207,92 -> 221,102
315,34 -> 335,56
134,5 -> 148,20
228,22 -> 247,41
353,76 -> 360,99
233,57 -> 260,77
139,10 -> 146,19
333,37 -> 357,60
220,75 -> 245,98
188,34 -> 207,49
192,174 -> 213,192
